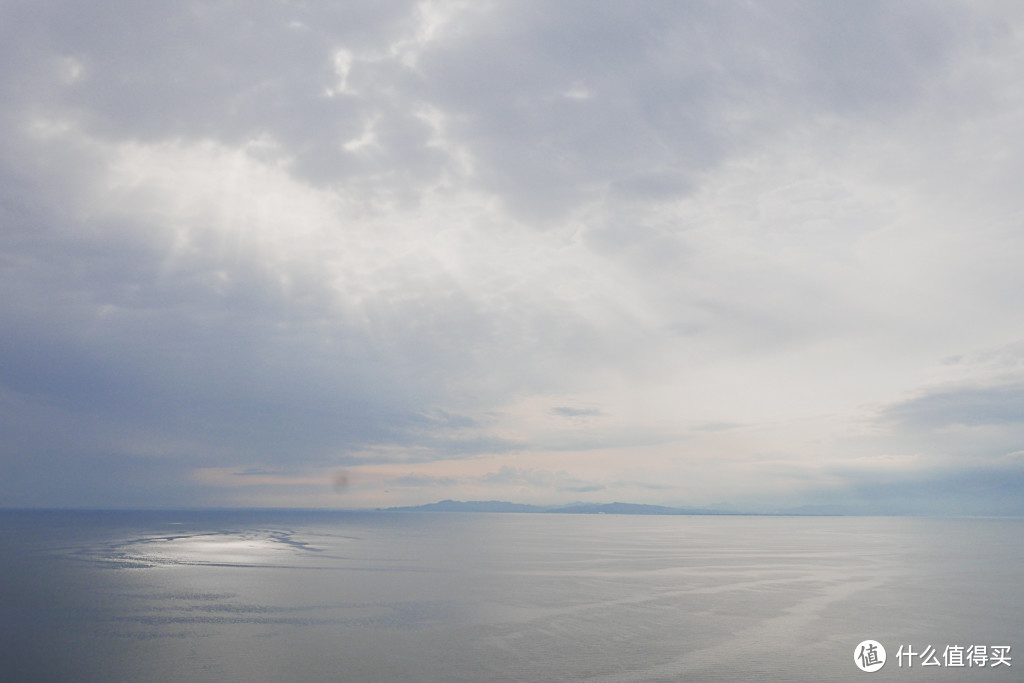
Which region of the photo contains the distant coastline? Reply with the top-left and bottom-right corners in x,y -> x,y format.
376,499 -> 875,516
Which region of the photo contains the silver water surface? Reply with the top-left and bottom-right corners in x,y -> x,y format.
2,511 -> 1021,681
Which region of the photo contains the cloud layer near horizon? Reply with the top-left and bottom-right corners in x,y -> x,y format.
3,0 -> 1024,512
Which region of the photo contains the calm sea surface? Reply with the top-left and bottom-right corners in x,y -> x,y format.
1,511 -> 1021,681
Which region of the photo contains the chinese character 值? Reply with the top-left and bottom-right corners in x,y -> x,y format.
858,642 -> 882,668
944,645 -> 965,667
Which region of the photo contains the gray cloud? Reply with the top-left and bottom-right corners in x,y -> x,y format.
2,1 -> 1024,510
479,466 -> 607,494
824,459 -> 1024,516
385,474 -> 462,488
550,406 -> 603,419
378,466 -> 610,496
881,382 -> 1024,428
419,0 -> 965,218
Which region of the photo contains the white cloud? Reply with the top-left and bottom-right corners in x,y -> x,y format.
3,0 -> 1024,510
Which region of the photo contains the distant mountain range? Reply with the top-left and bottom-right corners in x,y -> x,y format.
379,499 -> 746,515
377,499 -> 897,516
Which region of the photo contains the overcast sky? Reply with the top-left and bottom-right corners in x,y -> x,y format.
2,0 -> 1024,512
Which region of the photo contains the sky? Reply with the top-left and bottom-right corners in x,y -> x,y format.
2,0 -> 1024,513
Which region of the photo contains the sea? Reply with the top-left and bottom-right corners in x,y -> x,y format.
1,510 -> 1021,682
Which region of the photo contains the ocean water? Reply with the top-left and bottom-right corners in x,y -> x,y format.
1,511 -> 1021,682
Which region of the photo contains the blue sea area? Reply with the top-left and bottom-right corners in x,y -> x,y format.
1,510 -> 1021,681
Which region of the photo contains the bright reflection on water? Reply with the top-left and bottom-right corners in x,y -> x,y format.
2,511 -> 1022,682
101,530 -> 326,568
